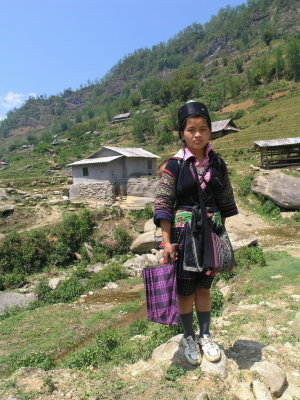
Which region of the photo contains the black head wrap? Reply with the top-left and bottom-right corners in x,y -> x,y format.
178,101 -> 211,130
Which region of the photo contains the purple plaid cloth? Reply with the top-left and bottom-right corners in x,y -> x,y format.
142,263 -> 180,325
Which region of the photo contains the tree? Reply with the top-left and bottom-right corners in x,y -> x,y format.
132,112 -> 155,143
235,59 -> 243,73
262,29 -> 274,46
275,47 -> 284,79
286,38 -> 300,81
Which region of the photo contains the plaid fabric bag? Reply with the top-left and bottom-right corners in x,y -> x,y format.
142,263 -> 180,325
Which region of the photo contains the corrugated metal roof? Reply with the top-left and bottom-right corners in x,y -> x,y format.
254,138 -> 300,148
102,146 -> 160,158
112,113 -> 131,119
67,156 -> 122,166
211,119 -> 231,132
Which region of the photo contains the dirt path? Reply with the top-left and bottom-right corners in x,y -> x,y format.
225,202 -> 300,249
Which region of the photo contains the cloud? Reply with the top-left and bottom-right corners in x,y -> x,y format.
0,91 -> 25,109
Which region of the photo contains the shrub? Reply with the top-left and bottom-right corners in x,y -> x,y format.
51,278 -> 83,303
238,175 -> 254,197
36,277 -> 83,304
165,366 -> 186,381
235,246 -> 266,269
129,204 -> 153,220
56,210 -> 94,253
128,319 -> 148,336
87,263 -> 128,290
13,351 -> 55,371
2,272 -> 26,289
292,211 -> 300,222
113,227 -> 131,254
211,288 -> 223,317
261,200 -> 280,217
63,346 -> 104,369
96,329 -> 121,361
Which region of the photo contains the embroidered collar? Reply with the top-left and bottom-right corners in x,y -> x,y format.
182,144 -> 213,166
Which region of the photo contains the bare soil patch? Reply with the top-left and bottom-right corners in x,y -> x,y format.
9,125 -> 45,137
270,90 -> 290,100
220,99 -> 254,113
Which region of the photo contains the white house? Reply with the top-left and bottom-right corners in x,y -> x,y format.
68,146 -> 160,185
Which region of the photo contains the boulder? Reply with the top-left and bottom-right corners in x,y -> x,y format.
144,218 -> 156,232
130,231 -> 160,253
251,172 -> 300,209
251,361 -> 287,397
229,233 -> 258,251
151,334 -> 195,369
127,177 -> 158,197
0,205 -> 14,217
234,382 -> 255,400
252,381 -> 272,400
200,349 -> 228,377
48,278 -> 62,290
87,262 -> 104,273
103,282 -> 118,290
0,292 -> 37,315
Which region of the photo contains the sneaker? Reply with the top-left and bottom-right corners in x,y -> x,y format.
182,335 -> 200,365
199,334 -> 221,362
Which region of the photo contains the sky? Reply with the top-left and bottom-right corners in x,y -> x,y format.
0,0 -> 246,120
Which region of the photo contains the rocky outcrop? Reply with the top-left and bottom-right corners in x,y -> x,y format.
251,172 -> 300,209
127,177 -> 158,198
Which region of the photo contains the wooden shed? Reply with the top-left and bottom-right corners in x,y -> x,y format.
211,119 -> 239,140
254,137 -> 300,169
112,113 -> 131,123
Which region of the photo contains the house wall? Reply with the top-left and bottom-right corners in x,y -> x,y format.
126,158 -> 156,177
72,158 -> 125,184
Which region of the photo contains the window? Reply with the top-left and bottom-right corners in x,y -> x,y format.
148,159 -> 152,169
83,167 -> 89,176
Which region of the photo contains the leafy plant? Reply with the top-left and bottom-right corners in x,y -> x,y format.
235,246 -> 266,269
165,366 -> 186,381
113,227 -> 131,254
238,175 -> 254,197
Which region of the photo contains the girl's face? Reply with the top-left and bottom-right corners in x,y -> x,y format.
181,117 -> 211,156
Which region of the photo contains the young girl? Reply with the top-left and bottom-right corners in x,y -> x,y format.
154,101 -> 238,365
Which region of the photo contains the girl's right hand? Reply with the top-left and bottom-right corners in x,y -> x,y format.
162,243 -> 178,264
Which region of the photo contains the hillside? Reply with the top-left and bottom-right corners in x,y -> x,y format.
0,0 -> 299,158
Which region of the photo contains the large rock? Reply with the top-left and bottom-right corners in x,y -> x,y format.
144,218 -> 156,232
0,292 -> 37,314
200,349 -> 228,377
127,177 -> 158,197
234,382 -> 255,400
251,172 -> 300,209
251,361 -> 287,397
252,380 -> 272,400
130,231 -> 160,253
0,205 -> 14,217
229,233 -> 258,251
151,334 -> 195,369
